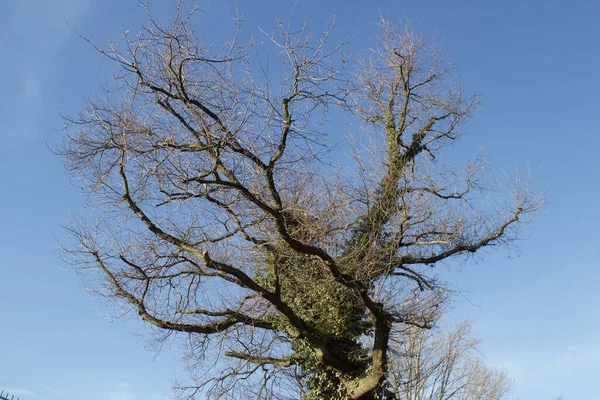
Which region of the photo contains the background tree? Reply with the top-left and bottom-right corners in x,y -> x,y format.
388,321 -> 513,400
60,5 -> 541,400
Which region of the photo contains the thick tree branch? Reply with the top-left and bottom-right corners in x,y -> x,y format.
225,351 -> 293,367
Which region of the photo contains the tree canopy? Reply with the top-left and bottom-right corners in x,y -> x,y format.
60,5 -> 541,399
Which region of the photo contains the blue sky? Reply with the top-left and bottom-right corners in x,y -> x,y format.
0,1 -> 598,399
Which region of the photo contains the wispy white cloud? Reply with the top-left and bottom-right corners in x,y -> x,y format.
107,390 -> 164,400
97,383 -> 164,400
10,67 -> 42,139
41,384 -> 65,396
5,0 -> 93,140
485,333 -> 600,398
104,383 -> 132,389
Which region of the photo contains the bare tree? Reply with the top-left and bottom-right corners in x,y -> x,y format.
59,5 -> 541,400
388,321 -> 513,400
